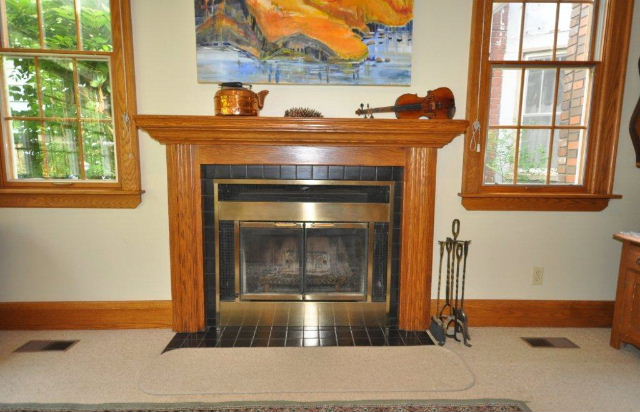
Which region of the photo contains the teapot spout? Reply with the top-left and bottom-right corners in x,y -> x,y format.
257,90 -> 269,109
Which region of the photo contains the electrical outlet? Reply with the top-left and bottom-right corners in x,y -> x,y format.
532,267 -> 544,286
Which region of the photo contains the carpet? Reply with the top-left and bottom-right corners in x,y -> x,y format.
138,346 -> 475,395
0,399 -> 531,412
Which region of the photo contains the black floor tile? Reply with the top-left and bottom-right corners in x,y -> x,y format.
303,339 -> 320,347
320,338 -> 337,346
285,339 -> 303,347
268,339 -> 285,347
286,331 -> 303,339
252,340 -> 269,347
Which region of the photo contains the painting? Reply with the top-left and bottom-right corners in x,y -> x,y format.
194,0 -> 414,86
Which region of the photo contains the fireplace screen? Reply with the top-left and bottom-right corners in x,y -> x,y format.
240,222 -> 368,301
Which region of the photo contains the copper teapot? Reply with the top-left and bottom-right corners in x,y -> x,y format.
214,82 -> 269,116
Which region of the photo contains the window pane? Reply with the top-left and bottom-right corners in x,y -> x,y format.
522,68 -> 556,125
484,129 -> 516,184
557,3 -> 594,61
11,120 -> 43,178
517,129 -> 550,184
5,0 -> 40,48
556,68 -> 592,126
3,56 -> 39,117
80,0 -> 113,51
83,121 -> 115,180
77,59 -> 112,119
40,58 -> 77,118
522,3 -> 557,60
43,121 -> 80,179
550,129 -> 585,185
42,0 -> 78,50
489,68 -> 522,126
490,3 -> 522,61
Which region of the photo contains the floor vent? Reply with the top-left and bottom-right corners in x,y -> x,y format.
522,337 -> 579,348
14,340 -> 78,353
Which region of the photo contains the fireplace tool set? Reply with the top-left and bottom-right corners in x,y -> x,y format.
430,219 -> 472,347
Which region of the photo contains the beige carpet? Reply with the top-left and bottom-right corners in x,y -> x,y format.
138,346 -> 475,395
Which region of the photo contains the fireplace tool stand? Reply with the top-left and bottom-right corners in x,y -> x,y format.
430,219 -> 472,346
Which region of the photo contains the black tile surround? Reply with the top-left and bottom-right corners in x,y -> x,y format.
202,165 -> 405,328
163,325 -> 434,352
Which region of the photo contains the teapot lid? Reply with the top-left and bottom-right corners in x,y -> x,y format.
220,82 -> 250,89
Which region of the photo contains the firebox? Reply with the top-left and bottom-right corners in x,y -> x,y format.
213,179 -> 396,326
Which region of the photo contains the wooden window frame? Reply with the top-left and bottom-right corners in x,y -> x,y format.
0,0 -> 142,208
461,0 -> 634,211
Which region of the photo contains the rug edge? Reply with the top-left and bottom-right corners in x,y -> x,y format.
0,399 -> 531,412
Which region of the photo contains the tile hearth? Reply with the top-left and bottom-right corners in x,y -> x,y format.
163,325 -> 434,352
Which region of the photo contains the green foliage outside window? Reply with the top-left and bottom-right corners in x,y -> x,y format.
2,0 -> 115,181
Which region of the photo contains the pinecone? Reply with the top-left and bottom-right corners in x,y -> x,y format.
284,107 -> 324,118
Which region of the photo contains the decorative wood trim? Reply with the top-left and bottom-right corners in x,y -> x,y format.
0,190 -> 143,208
0,299 -> 612,330
461,193 -> 621,211
432,299 -> 614,328
399,147 -> 437,330
166,144 -> 205,332
197,145 -> 407,166
0,301 -> 172,330
460,0 -> 634,211
136,116 -> 469,147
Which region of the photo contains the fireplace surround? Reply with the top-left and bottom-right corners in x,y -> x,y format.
204,171 -> 404,327
136,116 -> 468,332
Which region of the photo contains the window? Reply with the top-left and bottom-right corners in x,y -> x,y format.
462,0 -> 633,211
0,0 -> 141,208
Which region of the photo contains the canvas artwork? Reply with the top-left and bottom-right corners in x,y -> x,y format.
194,0 -> 414,86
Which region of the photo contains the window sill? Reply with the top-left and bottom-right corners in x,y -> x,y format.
0,188 -> 144,208
460,193 -> 622,211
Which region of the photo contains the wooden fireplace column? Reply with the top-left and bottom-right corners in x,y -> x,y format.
137,116 -> 468,332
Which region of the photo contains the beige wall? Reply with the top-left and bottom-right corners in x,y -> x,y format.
0,0 -> 638,302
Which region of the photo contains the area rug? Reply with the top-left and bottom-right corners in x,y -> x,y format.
0,399 -> 532,412
138,346 -> 475,395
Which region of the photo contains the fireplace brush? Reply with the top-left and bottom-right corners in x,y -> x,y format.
430,219 -> 472,347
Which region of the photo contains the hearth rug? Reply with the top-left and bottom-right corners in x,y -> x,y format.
137,346 -> 476,395
0,399 -> 532,412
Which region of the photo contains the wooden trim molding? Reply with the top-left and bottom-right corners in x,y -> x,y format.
0,299 -> 612,330
0,189 -> 143,208
0,301 -> 172,330
135,116 -> 469,147
432,299 -> 614,328
461,193 -> 621,212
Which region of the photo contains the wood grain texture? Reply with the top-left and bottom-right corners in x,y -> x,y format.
0,299 -> 612,330
461,194 -> 618,211
166,145 -> 205,332
399,147 -> 437,330
197,145 -> 407,166
432,299 -> 614,328
0,301 -> 172,330
0,190 -> 142,208
460,0 -> 633,211
136,116 -> 469,147
610,238 -> 640,349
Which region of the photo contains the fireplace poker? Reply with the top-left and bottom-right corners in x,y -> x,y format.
447,243 -> 465,342
429,241 -> 447,345
454,240 -> 472,347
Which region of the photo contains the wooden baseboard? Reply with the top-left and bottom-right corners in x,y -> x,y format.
432,299 -> 615,328
0,301 -> 172,330
0,299 -> 613,330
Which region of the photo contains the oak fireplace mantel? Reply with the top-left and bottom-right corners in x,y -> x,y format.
137,115 -> 469,332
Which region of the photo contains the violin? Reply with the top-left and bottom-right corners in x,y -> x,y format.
356,87 -> 456,119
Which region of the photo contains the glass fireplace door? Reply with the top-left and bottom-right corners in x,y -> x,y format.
239,222 -> 369,301
240,222 -> 304,299
304,223 -> 368,301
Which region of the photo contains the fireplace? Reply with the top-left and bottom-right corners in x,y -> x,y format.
206,174 -> 402,327
136,115 -> 468,332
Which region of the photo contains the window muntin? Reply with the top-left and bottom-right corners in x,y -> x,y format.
0,0 -> 116,182
483,1 -> 598,186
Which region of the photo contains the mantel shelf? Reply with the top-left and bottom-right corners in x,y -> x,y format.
135,115 -> 469,147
